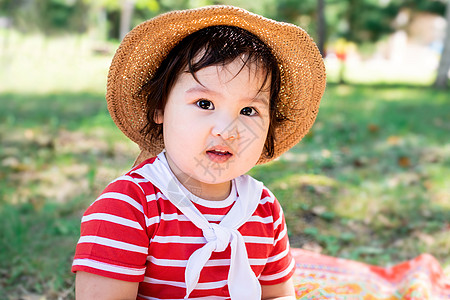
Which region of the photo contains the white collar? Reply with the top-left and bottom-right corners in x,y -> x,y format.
160,153 -> 237,208
132,151 -> 263,299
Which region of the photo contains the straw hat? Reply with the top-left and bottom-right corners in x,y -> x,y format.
106,5 -> 326,165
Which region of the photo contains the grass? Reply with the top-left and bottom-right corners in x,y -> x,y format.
249,84 -> 450,266
0,30 -> 113,94
0,92 -> 137,298
0,32 -> 449,299
0,202 -> 81,298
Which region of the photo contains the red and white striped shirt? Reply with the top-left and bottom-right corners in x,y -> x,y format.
72,155 -> 294,299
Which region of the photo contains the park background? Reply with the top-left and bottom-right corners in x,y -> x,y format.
0,0 -> 449,299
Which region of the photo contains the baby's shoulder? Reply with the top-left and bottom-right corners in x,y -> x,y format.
103,165 -> 160,201
260,186 -> 276,202
239,174 -> 278,209
92,166 -> 164,219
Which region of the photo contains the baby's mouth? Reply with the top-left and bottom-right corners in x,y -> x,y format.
207,149 -> 231,155
206,147 -> 233,163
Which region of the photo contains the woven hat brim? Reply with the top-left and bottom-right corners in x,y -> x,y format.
107,5 -> 326,166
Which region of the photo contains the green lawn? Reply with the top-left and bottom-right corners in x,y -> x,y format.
250,84 -> 450,266
0,32 -> 449,299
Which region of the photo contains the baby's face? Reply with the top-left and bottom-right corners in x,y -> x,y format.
156,58 -> 270,195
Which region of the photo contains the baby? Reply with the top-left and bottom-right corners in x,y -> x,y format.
72,5 -> 325,300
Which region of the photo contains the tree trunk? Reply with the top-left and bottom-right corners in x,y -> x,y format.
434,0 -> 450,89
120,0 -> 135,41
346,0 -> 359,42
88,5 -> 108,41
317,0 -> 326,57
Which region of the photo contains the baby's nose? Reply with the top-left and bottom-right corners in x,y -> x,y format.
212,126 -> 239,140
211,117 -> 239,141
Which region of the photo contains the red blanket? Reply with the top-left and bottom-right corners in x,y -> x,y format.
292,248 -> 450,299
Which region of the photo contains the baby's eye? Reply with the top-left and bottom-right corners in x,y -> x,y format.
196,99 -> 214,110
240,107 -> 258,116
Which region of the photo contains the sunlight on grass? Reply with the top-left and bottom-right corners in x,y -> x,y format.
252,84 -> 449,268
325,58 -> 436,85
0,30 -> 114,94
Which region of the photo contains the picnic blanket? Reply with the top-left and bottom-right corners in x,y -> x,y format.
292,248 -> 450,299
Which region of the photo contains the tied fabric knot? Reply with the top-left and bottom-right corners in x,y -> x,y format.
185,224 -> 238,298
185,225 -> 258,299
203,224 -> 232,252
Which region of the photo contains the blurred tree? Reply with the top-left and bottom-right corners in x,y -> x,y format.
120,0 -> 135,40
317,0 -> 326,56
274,0 -> 317,30
81,0 -> 160,40
325,0 -> 446,43
0,0 -> 88,34
0,0 -> 13,17
119,0 -> 162,39
1,0 -> 447,47
434,0 -> 450,89
330,0 -> 397,43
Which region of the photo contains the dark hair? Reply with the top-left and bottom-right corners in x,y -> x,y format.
140,25 -> 287,159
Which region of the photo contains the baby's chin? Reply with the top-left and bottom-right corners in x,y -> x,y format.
189,172 -> 236,186
169,152 -> 259,186
190,166 -> 253,186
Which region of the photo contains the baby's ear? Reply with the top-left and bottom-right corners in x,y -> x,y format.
154,109 -> 164,124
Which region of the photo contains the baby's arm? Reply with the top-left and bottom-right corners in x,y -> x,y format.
261,277 -> 296,300
76,271 -> 139,299
259,190 -> 296,300
72,177 -> 153,299
76,272 -> 295,300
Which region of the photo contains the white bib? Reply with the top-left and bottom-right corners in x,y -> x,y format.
133,152 -> 263,299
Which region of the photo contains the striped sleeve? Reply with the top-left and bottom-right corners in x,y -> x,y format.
258,192 -> 295,285
72,175 -> 157,282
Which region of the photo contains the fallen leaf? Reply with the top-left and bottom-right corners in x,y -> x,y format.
368,124 -> 379,133
24,129 -> 34,140
312,206 -> 327,215
353,157 -> 369,167
398,156 -> 411,168
321,149 -> 331,158
423,180 -> 433,190
340,146 -> 351,154
2,157 -> 20,168
376,214 -> 396,228
412,231 -> 435,246
302,241 -> 323,253
387,136 -> 401,145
